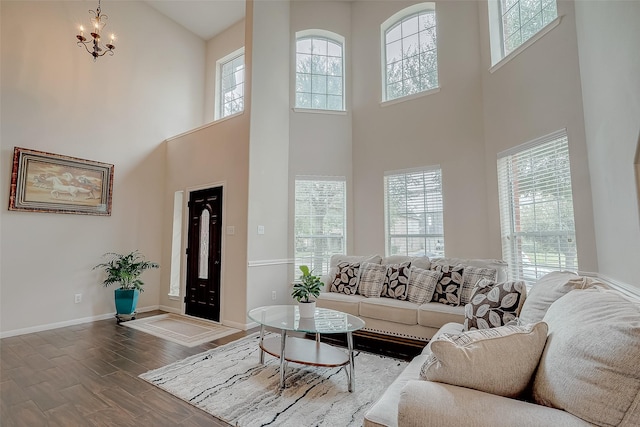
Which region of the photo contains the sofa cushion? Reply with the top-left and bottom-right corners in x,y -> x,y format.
421,322 -> 548,398
357,262 -> 386,297
382,255 -> 431,270
517,271 -> 578,323
463,279 -> 527,331
417,302 -> 465,329
329,262 -> 361,295
431,257 -> 508,282
315,292 -> 365,316
460,266 -> 497,305
359,298 -> 418,325
430,264 -> 464,306
532,288 -> 640,427
406,267 -> 441,305
381,261 -> 412,300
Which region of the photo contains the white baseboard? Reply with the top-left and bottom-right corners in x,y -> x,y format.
157,305 -> 181,314
0,304 -> 159,339
222,319 -> 252,331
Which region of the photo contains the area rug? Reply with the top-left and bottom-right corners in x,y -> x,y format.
122,313 -> 240,347
139,332 -> 408,426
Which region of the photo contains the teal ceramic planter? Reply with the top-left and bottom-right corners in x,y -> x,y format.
114,288 -> 140,315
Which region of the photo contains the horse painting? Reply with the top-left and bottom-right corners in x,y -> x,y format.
46,176 -> 96,200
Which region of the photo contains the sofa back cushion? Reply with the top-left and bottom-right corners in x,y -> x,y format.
382,255 -> 430,270
518,271 -> 589,324
532,288 -> 640,427
431,257 -> 508,282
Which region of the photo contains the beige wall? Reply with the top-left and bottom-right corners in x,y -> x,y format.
478,0 -> 598,273
574,0 -> 640,289
246,0 -> 292,311
204,18 -> 246,123
0,1 -> 205,335
351,1 -> 489,258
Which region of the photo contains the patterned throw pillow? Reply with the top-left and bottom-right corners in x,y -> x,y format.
463,278 -> 527,331
329,262 -> 361,295
430,264 -> 464,306
420,322 -> 548,398
406,267 -> 442,304
381,261 -> 412,300
357,262 -> 386,297
460,266 -> 497,305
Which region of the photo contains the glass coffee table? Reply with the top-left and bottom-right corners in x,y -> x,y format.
247,305 -> 365,392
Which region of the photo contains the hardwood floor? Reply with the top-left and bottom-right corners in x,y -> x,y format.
1,311 -> 250,426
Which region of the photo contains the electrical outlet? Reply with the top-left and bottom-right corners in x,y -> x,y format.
271,291 -> 276,301
74,293 -> 82,304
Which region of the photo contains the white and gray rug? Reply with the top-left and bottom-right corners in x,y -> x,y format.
139,333 -> 407,426
122,313 -> 240,347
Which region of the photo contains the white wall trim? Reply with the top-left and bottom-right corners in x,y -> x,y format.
157,304 -> 181,314
579,271 -> 640,299
164,112 -> 245,142
222,319 -> 252,331
247,258 -> 294,267
0,305 -> 161,338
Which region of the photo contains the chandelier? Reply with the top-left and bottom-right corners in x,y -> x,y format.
76,0 -> 116,61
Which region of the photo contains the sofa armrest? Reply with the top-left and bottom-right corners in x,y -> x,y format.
398,381 -> 590,427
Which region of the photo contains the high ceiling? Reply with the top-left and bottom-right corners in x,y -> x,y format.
145,0 -> 245,41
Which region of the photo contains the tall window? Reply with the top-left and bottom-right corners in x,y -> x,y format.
382,3 -> 438,102
497,130 -> 578,283
384,167 -> 444,257
216,48 -> 245,120
489,0 -> 558,62
295,31 -> 345,111
295,178 -> 346,275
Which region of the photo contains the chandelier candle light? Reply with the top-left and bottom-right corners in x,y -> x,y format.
76,0 -> 116,61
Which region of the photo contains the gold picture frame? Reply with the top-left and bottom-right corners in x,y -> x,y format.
9,147 -> 114,215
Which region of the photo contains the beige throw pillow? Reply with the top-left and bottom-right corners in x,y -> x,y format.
406,267 -> 442,304
532,288 -> 640,427
421,322 -> 548,398
357,262 -> 386,297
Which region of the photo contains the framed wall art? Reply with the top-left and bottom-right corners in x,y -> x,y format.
8,147 -> 114,215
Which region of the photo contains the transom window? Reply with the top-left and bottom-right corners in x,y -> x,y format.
294,178 -> 346,275
295,31 -> 345,111
382,3 -> 439,102
497,130 -> 578,284
216,48 -> 245,120
488,0 -> 558,65
499,0 -> 557,55
384,166 -> 444,257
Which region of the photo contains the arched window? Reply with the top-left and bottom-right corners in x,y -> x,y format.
382,3 -> 438,102
295,30 -> 345,111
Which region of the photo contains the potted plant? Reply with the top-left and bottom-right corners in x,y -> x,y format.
292,265 -> 323,318
94,250 -> 159,317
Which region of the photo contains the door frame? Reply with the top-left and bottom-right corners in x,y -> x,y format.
180,181 -> 227,324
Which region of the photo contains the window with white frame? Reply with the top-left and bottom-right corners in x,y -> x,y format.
295,31 -> 345,111
294,178 -> 346,275
497,130 -> 578,284
384,166 -> 444,257
489,0 -> 558,63
216,48 -> 245,120
168,191 -> 184,297
382,3 -> 438,103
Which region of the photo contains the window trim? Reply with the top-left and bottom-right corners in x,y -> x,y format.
294,29 -> 346,113
215,47 -> 245,121
488,0 -> 562,70
384,165 -> 445,257
380,2 -> 439,104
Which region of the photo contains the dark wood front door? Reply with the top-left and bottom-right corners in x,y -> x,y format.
185,187 -> 222,322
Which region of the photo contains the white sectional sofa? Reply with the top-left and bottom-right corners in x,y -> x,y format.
363,271 -> 640,427
317,254 -> 508,341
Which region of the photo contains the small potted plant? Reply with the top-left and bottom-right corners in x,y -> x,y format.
94,250 -> 159,317
292,265 -> 323,318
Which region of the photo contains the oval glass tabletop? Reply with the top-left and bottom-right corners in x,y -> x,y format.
248,305 -> 365,334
